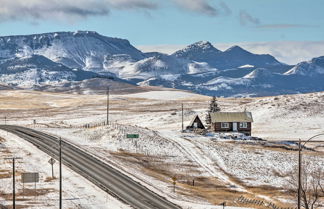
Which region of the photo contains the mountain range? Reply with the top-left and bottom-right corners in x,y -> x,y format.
0,31 -> 323,97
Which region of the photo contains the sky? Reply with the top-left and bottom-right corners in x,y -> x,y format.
0,0 -> 324,64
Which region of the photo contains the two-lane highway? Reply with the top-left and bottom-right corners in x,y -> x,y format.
0,125 -> 181,209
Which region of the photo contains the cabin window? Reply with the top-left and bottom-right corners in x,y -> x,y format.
193,122 -> 198,128
221,122 -> 229,128
240,122 -> 247,128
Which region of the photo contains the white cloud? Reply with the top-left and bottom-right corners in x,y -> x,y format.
239,10 -> 260,26
0,0 -> 157,22
171,0 -> 218,16
137,41 -> 324,65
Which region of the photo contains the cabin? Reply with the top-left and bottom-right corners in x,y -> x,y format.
210,112 -> 253,136
187,115 -> 205,130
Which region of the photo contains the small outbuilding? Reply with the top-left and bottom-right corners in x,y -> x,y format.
210,112 -> 253,136
187,115 -> 205,130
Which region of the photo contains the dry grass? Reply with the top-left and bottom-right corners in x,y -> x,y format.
44,176 -> 57,182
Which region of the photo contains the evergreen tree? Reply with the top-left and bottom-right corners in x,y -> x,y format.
209,96 -> 221,112
205,96 -> 221,126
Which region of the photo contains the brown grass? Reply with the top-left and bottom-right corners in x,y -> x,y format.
44,176 -> 57,182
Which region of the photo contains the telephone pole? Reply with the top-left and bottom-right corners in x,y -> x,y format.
59,138 -> 62,209
5,157 -> 22,209
107,87 -> 110,125
298,138 -> 301,209
181,104 -> 184,132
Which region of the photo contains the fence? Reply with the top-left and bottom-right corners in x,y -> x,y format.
236,196 -> 295,209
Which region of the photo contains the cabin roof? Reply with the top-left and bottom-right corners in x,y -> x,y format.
210,112 -> 253,123
188,115 -> 205,128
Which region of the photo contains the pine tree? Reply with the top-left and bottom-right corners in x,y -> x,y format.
205,96 -> 221,127
210,96 -> 221,112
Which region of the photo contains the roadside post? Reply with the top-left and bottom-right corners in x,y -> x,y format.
48,158 -> 56,178
172,176 -> 177,193
220,202 -> 226,209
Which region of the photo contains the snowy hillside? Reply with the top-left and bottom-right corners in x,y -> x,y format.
285,56 -> 324,76
0,55 -> 101,88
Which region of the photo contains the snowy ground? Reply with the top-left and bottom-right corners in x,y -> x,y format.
1,89 -> 324,208
0,130 -> 130,209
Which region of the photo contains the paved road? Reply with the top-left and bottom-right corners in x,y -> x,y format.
0,125 -> 181,209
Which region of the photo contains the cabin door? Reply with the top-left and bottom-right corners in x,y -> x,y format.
232,122 -> 238,131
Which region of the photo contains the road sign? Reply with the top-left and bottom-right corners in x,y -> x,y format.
21,173 -> 39,183
126,134 -> 139,138
48,158 -> 56,165
48,158 -> 56,178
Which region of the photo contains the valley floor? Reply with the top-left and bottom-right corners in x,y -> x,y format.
0,89 -> 324,208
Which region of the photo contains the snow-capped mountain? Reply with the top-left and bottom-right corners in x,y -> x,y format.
0,31 -> 145,71
173,42 -> 283,70
172,41 -> 221,61
284,56 -> 324,76
0,31 -> 323,97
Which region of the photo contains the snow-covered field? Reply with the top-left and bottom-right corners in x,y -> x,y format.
1,89 -> 324,208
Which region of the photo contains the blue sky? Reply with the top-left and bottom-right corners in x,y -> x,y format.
0,0 -> 323,45
1,0 -> 324,64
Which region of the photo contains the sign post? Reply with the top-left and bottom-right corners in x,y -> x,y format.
172,176 -> 177,193
21,172 -> 39,196
48,158 -> 56,178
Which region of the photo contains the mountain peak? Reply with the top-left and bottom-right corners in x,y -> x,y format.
185,41 -> 219,52
225,45 -> 249,53
172,41 -> 220,59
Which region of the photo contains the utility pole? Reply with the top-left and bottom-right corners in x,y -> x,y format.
5,157 -> 22,209
181,104 -> 184,132
59,138 -> 62,209
107,87 -> 110,126
4,116 -> 6,125
297,134 -> 324,209
298,138 -> 301,209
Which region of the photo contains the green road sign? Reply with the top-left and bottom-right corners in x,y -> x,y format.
126,134 -> 139,138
